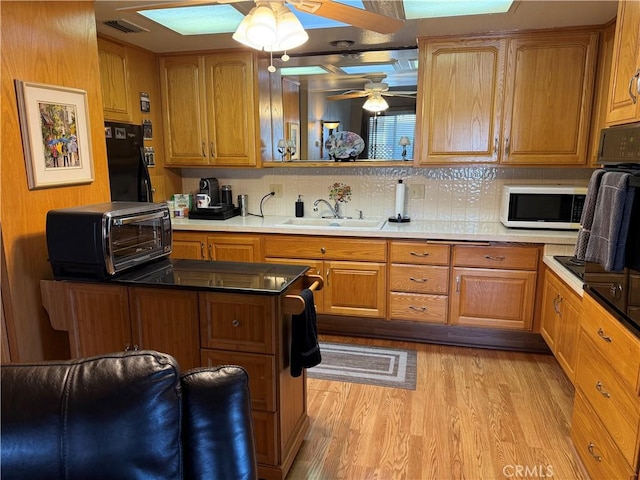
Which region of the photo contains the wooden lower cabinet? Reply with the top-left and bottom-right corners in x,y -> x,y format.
199,291 -> 307,480
388,241 -> 450,323
571,294 -> 640,480
449,245 -> 539,330
40,281 -> 200,370
172,231 -> 262,262
539,268 -> 582,382
42,280 -> 308,480
264,235 -> 387,318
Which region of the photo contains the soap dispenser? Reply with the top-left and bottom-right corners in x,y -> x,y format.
295,195 -> 304,217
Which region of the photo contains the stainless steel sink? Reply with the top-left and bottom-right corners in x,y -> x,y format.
273,217 -> 387,230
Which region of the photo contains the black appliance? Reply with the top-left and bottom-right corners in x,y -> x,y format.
105,122 -> 153,202
583,122 -> 640,337
46,202 -> 172,280
198,177 -> 220,204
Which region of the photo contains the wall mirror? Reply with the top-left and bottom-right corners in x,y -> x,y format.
280,48 -> 418,163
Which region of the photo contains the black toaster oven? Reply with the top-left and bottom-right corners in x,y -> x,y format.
46,202 -> 172,280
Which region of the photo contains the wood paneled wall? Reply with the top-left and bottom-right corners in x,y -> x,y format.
1,1 -> 111,361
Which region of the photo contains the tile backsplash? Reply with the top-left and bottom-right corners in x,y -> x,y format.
180,166 -> 593,221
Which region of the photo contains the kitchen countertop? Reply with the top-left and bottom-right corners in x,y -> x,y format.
171,215 -> 579,245
111,258 -> 308,295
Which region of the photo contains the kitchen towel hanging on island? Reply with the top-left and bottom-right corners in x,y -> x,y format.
584,171 -> 636,271
290,288 -> 321,377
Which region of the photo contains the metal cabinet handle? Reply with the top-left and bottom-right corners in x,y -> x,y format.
556,296 -> 563,317
410,251 -> 430,257
628,68 -> 640,104
326,268 -> 330,286
609,283 -> 623,299
455,275 -> 460,293
587,443 -> 602,462
202,142 -> 206,157
124,342 -> 131,351
200,242 -> 205,260
552,294 -> 560,314
597,328 -> 612,343
409,277 -> 428,283
409,305 -> 427,312
208,243 -> 213,260
210,142 -> 215,157
504,137 -> 510,155
320,247 -> 326,254
231,319 -> 240,327
595,381 -> 611,398
484,255 -> 505,261
133,344 -> 140,351
494,137 -> 498,156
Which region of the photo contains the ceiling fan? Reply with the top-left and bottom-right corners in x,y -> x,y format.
326,75 -> 417,102
118,0 -> 405,35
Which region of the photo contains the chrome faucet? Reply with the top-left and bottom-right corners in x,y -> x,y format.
313,198 -> 341,218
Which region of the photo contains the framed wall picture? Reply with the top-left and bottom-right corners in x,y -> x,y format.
15,80 -> 94,189
287,122 -> 300,160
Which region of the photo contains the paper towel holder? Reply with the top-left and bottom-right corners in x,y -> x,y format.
389,179 -> 411,223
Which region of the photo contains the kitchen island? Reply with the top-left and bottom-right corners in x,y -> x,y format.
41,259 -> 322,480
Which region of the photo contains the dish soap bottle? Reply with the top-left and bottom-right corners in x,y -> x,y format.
295,195 -> 304,217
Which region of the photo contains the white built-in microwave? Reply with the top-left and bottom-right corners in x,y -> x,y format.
499,185 -> 587,230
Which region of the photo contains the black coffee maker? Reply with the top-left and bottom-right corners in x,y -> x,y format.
198,178 -> 220,205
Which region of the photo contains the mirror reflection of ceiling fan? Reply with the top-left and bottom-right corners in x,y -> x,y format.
326,75 -> 416,112
120,0 -> 405,46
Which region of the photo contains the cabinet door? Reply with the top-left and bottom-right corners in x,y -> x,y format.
502,32 -> 598,165
128,287 -> 200,370
172,231 -> 205,260
204,53 -> 259,166
540,272 -> 560,351
206,234 -> 262,262
555,284 -> 582,381
160,55 -> 209,165
606,0 -> 640,126
324,261 -> 386,318
65,283 -> 132,357
416,37 -> 506,164
450,267 -> 536,329
98,38 -> 131,122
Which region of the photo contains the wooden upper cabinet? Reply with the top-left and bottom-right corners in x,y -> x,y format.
204,53 -> 259,167
415,37 -> 506,165
501,31 -> 598,165
160,52 -> 259,167
416,29 -> 598,166
98,38 -> 132,122
605,0 -> 640,126
160,55 -> 208,165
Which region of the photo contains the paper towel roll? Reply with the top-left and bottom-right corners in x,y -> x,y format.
395,180 -> 405,218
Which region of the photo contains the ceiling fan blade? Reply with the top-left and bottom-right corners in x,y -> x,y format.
327,91 -> 368,101
383,91 -> 417,96
115,0 -> 235,12
291,0 -> 404,34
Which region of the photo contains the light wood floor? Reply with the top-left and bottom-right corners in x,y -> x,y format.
286,335 -> 585,480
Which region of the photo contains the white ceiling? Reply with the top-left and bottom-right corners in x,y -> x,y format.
95,1 -> 618,56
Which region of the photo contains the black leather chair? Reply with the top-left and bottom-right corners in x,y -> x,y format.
1,350 -> 258,480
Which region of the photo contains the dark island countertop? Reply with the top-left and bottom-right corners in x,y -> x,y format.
111,258 -> 309,295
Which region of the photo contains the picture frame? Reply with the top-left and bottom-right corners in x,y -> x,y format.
15,80 -> 94,189
287,122 -> 300,160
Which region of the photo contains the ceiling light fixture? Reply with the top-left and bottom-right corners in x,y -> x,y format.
362,92 -> 389,113
232,2 -> 309,53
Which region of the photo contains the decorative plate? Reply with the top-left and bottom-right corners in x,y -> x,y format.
328,131 -> 365,159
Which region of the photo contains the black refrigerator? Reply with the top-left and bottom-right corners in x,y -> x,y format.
104,121 -> 153,202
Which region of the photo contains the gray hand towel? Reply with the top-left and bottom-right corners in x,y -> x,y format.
584,172 -> 635,271
575,169 -> 606,260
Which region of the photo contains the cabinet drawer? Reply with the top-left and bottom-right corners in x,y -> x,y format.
575,336 -> 640,467
453,245 -> 539,270
390,265 -> 449,294
389,292 -> 447,323
571,392 -> 636,480
199,293 -> 276,354
252,410 -> 278,465
389,242 -> 450,265
201,349 -> 276,412
582,294 -> 640,391
264,235 -> 386,262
